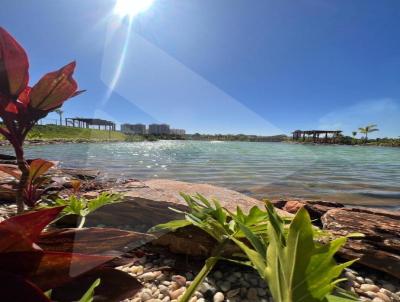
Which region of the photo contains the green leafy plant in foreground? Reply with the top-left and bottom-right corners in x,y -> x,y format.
232,201 -> 360,302
55,192 -> 122,228
150,193 -> 283,302
150,193 -> 269,301
151,194 -> 360,302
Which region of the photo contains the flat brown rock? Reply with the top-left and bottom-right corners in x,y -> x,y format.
120,179 -> 288,215
86,179 -> 290,256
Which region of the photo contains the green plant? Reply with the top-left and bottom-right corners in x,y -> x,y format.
232,201 -> 359,302
55,192 -> 123,228
78,278 -> 100,302
152,195 -> 358,302
150,194 -> 279,302
358,124 -> 379,142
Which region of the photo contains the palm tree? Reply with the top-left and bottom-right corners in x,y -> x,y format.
352,131 -> 357,138
54,109 -> 64,126
358,124 -> 379,142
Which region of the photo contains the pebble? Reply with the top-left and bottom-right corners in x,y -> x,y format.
169,288 -> 185,300
213,292 -> 224,302
247,288 -> 258,300
118,246 -> 400,302
361,284 -> 380,293
140,272 -> 161,282
213,271 -> 223,279
171,275 -> 187,287
219,281 -> 231,292
374,292 -> 391,302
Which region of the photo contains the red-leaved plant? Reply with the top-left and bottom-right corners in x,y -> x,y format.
0,158 -> 55,207
0,206 -> 149,301
0,27 -> 84,212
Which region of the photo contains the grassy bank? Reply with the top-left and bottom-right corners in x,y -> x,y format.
0,125 -> 128,142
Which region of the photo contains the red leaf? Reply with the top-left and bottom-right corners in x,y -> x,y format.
28,158 -> 54,183
5,100 -> 18,113
30,61 -> 80,111
38,227 -> 155,254
0,250 -> 114,290
0,206 -> 64,252
18,86 -> 31,106
51,267 -> 142,302
0,27 -> 29,98
0,272 -> 51,302
0,163 -> 21,179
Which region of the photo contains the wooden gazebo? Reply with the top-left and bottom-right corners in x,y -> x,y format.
292,130 -> 342,143
65,118 -> 116,131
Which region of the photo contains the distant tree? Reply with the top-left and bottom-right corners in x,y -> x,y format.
352,131 -> 357,137
54,109 -> 64,126
358,124 -> 379,142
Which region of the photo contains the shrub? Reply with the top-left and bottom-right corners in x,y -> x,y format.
151,194 -> 360,302
0,206 -> 146,301
0,27 -> 84,212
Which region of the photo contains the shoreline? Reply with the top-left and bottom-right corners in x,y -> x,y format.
1,138 -> 400,148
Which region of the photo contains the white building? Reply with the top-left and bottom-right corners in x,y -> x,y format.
121,123 -> 146,135
170,128 -> 186,136
148,124 -> 170,135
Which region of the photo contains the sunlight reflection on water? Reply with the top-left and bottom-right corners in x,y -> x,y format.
11,141 -> 400,207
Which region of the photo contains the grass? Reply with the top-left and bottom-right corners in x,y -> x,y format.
0,125 -> 128,142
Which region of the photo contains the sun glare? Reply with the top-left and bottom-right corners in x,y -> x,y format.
114,0 -> 154,18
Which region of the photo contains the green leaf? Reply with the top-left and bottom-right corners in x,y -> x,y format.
234,201 -> 359,302
236,221 -> 266,258
87,193 -> 122,214
78,278 -> 101,302
178,256 -> 220,302
231,237 -> 267,277
148,220 -> 191,233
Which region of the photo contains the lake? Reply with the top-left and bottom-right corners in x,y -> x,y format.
7,141 -> 400,208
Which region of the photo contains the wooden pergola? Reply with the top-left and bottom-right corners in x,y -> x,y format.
65,118 -> 116,131
292,130 -> 342,143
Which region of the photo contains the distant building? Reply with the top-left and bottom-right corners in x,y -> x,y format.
170,128 -> 186,136
148,124 -> 170,135
121,123 -> 146,135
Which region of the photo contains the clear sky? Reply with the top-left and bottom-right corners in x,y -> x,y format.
1,0 -> 399,137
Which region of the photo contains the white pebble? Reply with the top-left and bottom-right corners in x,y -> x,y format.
213,292 -> 225,302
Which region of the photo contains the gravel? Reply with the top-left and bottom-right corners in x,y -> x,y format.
119,246 -> 400,302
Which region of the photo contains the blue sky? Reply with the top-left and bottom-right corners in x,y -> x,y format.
1,0 -> 400,137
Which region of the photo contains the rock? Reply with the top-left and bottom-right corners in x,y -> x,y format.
85,179 -> 291,257
213,292 -> 224,302
171,275 -> 187,287
60,168 -> 100,180
272,199 -> 343,224
321,207 -> 400,279
247,288 -> 258,300
141,272 -> 161,282
213,271 -> 223,279
219,281 -> 231,292
169,287 -> 185,300
374,292 -> 391,302
226,289 -> 240,298
360,284 -> 380,293
372,298 -> 385,302
141,289 -> 153,301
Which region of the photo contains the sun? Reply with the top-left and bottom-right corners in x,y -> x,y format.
114,0 -> 154,18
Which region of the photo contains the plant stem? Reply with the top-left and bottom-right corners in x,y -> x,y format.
178,239 -> 228,302
15,149 -> 28,214
77,216 -> 86,229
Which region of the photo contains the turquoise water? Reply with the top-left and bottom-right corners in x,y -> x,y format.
8,141 -> 400,207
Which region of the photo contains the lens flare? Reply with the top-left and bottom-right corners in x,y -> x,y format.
114,0 -> 154,18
